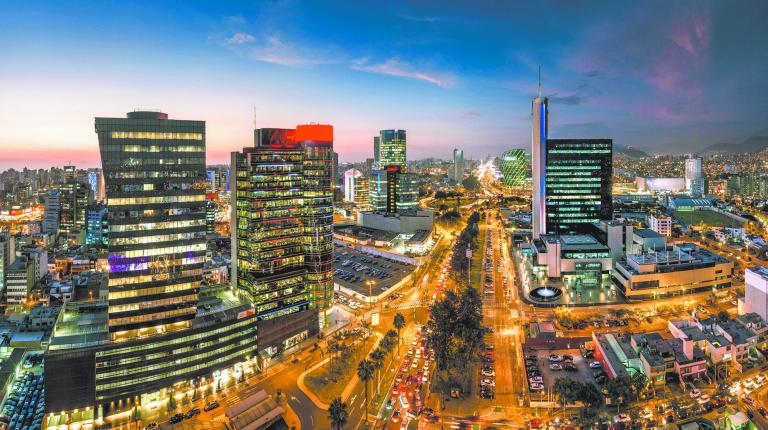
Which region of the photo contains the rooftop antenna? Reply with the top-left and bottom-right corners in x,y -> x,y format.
537,65 -> 542,98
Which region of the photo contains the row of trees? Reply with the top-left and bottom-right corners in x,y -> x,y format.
328,313 -> 405,430
449,211 -> 481,278
425,287 -> 484,393
354,313 -> 406,425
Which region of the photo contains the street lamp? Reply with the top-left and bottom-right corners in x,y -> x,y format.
366,279 -> 376,309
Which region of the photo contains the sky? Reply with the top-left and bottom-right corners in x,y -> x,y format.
1,0 -> 767,169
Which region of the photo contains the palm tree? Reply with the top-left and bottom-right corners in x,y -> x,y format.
370,348 -> 385,395
393,313 -> 406,352
357,359 -> 375,424
328,397 -> 348,430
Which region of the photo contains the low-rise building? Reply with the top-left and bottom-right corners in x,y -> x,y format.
633,228 -> 667,252
614,243 -> 733,300
647,213 -> 672,237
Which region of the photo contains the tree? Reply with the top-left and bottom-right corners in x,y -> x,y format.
717,310 -> 730,322
579,382 -> 604,409
328,397 -> 348,430
357,359 -> 375,424
631,372 -> 649,399
606,375 -> 633,407
370,348 -> 386,394
462,175 -> 481,190
553,377 -> 582,406
393,313 -> 406,349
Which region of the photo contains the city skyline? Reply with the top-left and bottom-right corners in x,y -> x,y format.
3,1 -> 768,170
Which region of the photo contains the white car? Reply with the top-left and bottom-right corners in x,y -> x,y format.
613,414 -> 630,423
589,361 -> 602,369
399,395 -> 409,409
530,382 -> 544,391
481,378 -> 495,387
689,388 -> 701,398
697,394 -> 710,404
548,354 -> 563,362
529,376 -> 543,383
549,363 -> 563,371
481,368 -> 495,377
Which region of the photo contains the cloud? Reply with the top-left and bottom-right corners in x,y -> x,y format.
227,34 -> 336,66
351,57 -> 455,88
227,32 -> 255,45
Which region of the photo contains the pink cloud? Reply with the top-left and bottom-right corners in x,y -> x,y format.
351,58 -> 455,88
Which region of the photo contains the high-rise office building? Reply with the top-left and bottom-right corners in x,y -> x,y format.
449,148 -> 464,184
42,191 -> 61,234
531,93 -> 548,239
369,165 -> 418,213
545,139 -> 613,235
96,111 -> 207,338
375,130 -> 407,170
685,156 -> 704,197
231,125 -> 334,355
85,203 -> 108,247
500,149 -> 528,187
344,169 -> 363,202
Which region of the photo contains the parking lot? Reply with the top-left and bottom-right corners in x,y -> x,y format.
1,353 -> 45,430
525,348 -> 605,395
333,244 -> 415,304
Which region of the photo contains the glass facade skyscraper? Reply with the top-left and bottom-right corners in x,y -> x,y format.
376,129 -> 407,170
369,165 -> 418,213
501,149 -> 528,187
231,125 -> 333,355
96,111 -> 207,339
545,139 -> 613,235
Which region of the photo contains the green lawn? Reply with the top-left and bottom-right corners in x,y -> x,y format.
673,209 -> 744,228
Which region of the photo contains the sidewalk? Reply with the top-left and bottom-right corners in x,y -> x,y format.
297,332 -> 384,410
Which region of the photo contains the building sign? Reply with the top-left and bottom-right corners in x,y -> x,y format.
237,308 -> 256,320
575,262 -> 602,271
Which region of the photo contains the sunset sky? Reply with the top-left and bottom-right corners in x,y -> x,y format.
1,0 -> 767,169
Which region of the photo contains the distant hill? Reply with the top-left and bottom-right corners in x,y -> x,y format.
614,144 -> 649,158
703,135 -> 768,154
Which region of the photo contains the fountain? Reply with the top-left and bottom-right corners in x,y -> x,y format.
529,285 -> 562,303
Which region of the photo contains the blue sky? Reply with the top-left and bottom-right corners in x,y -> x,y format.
1,0 -> 767,169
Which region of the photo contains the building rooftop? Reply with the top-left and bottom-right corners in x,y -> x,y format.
539,234 -> 610,252
635,228 -> 664,239
718,319 -> 755,345
748,266 -> 768,279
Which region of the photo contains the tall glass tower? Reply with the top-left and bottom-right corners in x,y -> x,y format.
532,94 -> 548,239
501,149 -> 528,187
96,111 -> 207,339
377,130 -> 407,170
231,125 -> 333,354
545,139 -> 613,234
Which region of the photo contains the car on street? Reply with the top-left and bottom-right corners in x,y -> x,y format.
743,395 -> 755,405
144,424 -> 159,430
481,368 -> 495,377
640,409 -> 653,420
758,407 -> 768,418
529,382 -> 544,391
391,409 -> 401,422
529,376 -> 543,383
689,388 -> 701,398
589,361 -> 602,369
481,378 -> 495,387
185,407 -> 201,419
697,394 -> 710,404
169,413 -> 184,424
549,363 -> 562,370
204,400 -> 220,411
614,414 -> 630,423
548,354 -> 563,362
